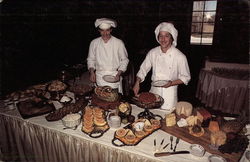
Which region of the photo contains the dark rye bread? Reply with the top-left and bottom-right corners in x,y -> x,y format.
45,99 -> 87,121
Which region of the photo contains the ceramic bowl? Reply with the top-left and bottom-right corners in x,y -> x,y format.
189,144 -> 205,157
62,113 -> 81,128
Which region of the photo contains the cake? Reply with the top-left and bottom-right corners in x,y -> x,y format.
138,92 -> 156,103
175,101 -> 193,117
165,113 -> 176,127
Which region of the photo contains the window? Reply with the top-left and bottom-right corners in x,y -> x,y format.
190,0 -> 217,45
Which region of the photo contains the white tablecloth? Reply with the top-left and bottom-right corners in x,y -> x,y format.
0,102 -> 248,162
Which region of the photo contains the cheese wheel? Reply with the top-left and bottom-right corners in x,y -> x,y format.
175,101 -> 193,117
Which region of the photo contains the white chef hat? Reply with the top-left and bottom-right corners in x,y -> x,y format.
154,22 -> 178,47
95,18 -> 117,30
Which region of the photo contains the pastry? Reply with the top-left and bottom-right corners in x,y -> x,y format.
116,128 -> 128,138
94,86 -> 119,102
189,126 -> 205,137
150,119 -> 161,129
144,124 -> 153,132
82,125 -> 94,133
135,130 -> 145,138
94,118 -> 107,127
47,80 -> 67,92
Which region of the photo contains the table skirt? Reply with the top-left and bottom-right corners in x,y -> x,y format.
0,114 -> 155,162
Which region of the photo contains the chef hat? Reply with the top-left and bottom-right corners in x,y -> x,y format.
95,18 -> 117,30
154,22 -> 178,47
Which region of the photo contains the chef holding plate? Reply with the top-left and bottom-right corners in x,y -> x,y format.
87,18 -> 129,93
133,22 -> 191,113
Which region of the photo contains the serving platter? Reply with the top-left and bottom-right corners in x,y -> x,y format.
161,119 -> 244,162
112,119 -> 161,146
81,105 -> 110,138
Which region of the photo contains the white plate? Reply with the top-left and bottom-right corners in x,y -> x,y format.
208,155 -> 227,162
223,117 -> 236,121
103,75 -> 118,83
152,80 -> 169,87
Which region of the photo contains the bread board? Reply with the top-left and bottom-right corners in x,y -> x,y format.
161,120 -> 243,162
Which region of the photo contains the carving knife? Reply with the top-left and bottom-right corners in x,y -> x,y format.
154,151 -> 190,157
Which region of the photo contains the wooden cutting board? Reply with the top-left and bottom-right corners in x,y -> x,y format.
161,120 -> 243,162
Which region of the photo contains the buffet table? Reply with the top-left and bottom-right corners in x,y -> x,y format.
196,69 -> 249,117
0,102 -> 215,162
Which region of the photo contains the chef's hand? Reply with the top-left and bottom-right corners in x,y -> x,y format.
115,70 -> 123,82
89,68 -> 96,83
162,80 -> 184,88
162,80 -> 172,88
133,77 -> 141,97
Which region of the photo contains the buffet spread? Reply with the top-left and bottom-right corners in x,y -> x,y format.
2,78 -> 250,162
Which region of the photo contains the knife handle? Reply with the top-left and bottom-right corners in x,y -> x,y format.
154,151 -> 190,157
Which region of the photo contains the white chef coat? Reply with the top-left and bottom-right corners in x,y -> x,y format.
137,45 -> 191,113
87,36 -> 129,93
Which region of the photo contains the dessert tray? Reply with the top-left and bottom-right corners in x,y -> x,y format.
81,105 -> 110,138
112,118 -> 161,146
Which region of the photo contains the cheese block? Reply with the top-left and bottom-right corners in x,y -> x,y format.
177,118 -> 188,127
165,113 -> 176,127
175,101 -> 193,117
186,115 -> 198,126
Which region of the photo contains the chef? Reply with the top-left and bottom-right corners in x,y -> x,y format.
87,18 -> 129,93
133,22 -> 191,113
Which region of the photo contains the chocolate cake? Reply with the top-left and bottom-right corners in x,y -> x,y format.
138,92 -> 156,103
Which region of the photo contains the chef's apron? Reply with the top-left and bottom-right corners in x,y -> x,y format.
96,71 -> 123,94
150,85 -> 177,114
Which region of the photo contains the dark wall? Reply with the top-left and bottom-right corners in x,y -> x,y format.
1,0 -> 249,100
